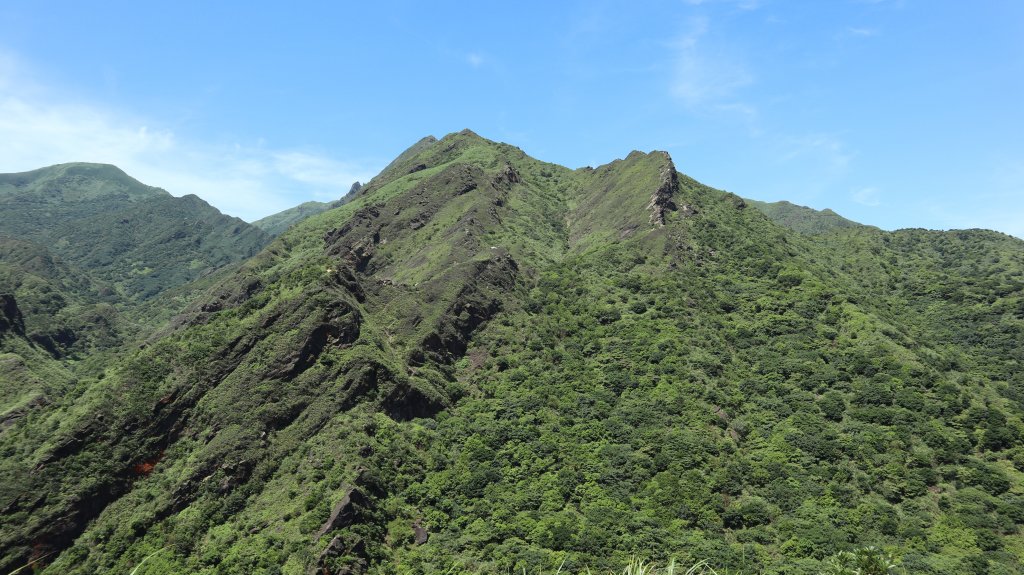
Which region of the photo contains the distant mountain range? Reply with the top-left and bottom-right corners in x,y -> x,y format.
251,182 -> 361,238
0,163 -> 271,357
744,199 -> 864,235
1,132 -> 1022,575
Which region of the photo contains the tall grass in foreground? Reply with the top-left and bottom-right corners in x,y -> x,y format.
611,547 -> 903,575
616,556 -> 720,575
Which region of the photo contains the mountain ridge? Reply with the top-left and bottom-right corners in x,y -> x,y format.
0,132 -> 1022,574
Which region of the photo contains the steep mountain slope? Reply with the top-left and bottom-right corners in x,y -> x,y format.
0,163 -> 272,356
0,132 -> 1021,575
746,199 -> 864,235
0,293 -> 77,429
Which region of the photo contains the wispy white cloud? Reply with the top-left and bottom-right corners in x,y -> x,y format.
975,213 -> 1024,240
466,52 -> 484,68
983,160 -> 1024,238
852,186 -> 881,206
845,27 -> 879,37
0,50 -> 376,221
712,102 -> 758,120
669,17 -> 754,110
917,196 -> 1024,239
270,152 -> 369,198
992,159 -> 1024,194
780,134 -> 854,175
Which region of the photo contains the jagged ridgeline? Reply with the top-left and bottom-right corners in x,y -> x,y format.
1,130 -> 1023,574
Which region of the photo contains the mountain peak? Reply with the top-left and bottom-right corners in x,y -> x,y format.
0,161 -> 164,201
434,128 -> 491,149
27,162 -> 144,185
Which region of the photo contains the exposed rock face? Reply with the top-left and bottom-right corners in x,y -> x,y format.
647,153 -> 679,226
309,487 -> 374,575
0,294 -> 25,336
381,378 -> 447,421
0,395 -> 49,430
311,536 -> 368,575
168,273 -> 265,332
494,162 -> 521,186
412,519 -> 429,545
29,327 -> 77,356
315,487 -> 368,539
314,536 -> 345,571
412,254 -> 519,367
261,299 -> 361,382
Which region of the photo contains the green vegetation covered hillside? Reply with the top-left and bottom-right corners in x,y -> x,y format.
0,132 -> 1022,575
0,163 -> 271,356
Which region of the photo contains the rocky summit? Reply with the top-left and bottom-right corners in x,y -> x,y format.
1,130 -> 1023,575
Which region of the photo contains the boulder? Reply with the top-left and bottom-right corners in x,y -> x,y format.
315,487 -> 368,539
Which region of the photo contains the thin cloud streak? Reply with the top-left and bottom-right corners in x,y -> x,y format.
779,134 -> 854,175
846,27 -> 879,37
669,17 -> 755,113
852,186 -> 881,206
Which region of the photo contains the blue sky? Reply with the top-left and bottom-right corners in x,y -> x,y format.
1,1 -> 1022,238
